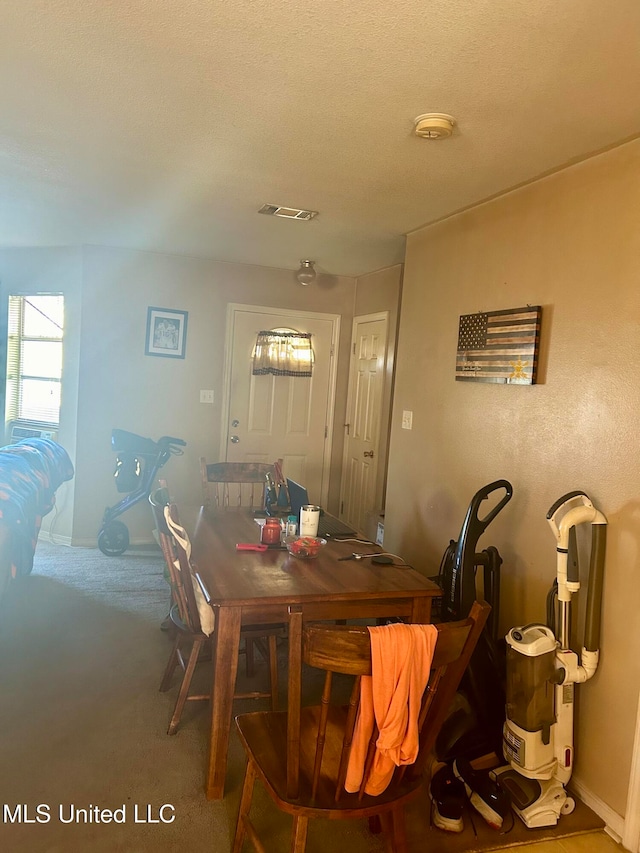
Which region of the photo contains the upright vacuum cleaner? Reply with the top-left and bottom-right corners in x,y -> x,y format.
435,479 -> 513,762
430,480 -> 514,833
497,491 -> 607,828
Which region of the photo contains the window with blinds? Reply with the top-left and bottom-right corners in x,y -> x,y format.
5,294 -> 64,426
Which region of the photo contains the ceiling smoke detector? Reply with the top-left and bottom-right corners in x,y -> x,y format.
413,113 -> 456,139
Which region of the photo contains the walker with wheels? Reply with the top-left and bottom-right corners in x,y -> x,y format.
98,429 -> 186,556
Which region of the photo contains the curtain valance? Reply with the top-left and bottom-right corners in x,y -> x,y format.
252,331 -> 313,377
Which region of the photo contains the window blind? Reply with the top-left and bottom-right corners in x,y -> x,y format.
6,294 -> 64,425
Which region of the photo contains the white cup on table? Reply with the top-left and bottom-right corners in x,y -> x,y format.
300,505 -> 320,537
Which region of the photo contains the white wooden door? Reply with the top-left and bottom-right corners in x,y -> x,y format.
339,313 -> 388,532
221,305 -> 339,507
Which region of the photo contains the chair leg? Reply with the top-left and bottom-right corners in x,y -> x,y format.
290,815 -> 308,853
232,758 -> 258,853
167,636 -> 205,735
268,634 -> 279,711
245,637 -> 255,677
159,636 -> 181,692
368,815 -> 382,834
393,806 -> 408,853
380,806 -> 408,853
379,812 -> 393,852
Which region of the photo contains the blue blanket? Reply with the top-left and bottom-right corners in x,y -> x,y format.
0,438 -> 75,575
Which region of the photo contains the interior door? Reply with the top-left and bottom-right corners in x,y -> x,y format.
339,313 -> 388,532
222,305 -> 338,507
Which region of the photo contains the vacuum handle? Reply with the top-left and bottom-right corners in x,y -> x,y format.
450,480 -> 512,620
470,479 -> 513,530
546,490 -> 590,520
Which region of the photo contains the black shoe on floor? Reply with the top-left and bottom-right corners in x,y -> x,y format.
429,763 -> 466,833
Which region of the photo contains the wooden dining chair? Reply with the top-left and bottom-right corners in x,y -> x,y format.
150,488 -> 284,735
200,458 -> 282,509
232,600 -> 491,853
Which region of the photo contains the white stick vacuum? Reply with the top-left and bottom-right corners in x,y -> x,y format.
496,491 -> 607,828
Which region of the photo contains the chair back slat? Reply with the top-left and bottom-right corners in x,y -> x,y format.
357,723 -> 381,802
150,488 -> 202,634
166,503 -> 203,634
303,624 -> 373,676
334,677 -> 361,802
395,668 -> 444,787
200,458 -> 280,508
311,671 -> 333,800
150,488 -> 189,623
285,601 -> 491,806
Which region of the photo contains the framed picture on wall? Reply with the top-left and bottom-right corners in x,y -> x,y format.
145,307 -> 188,359
455,305 -> 541,384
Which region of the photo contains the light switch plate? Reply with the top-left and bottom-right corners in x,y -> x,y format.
401,410 -> 413,430
200,390 -> 215,404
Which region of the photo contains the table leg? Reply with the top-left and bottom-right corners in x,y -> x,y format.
410,597 -> 432,624
206,605 -> 242,799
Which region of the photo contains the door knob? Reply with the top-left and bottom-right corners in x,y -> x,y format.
363,450 -> 374,458
230,435 -> 240,444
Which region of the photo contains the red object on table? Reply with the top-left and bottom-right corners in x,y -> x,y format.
260,517 -> 282,545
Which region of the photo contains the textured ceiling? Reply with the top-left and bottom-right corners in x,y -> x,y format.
0,0 -> 639,276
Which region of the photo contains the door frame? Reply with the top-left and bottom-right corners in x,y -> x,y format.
219,303 -> 341,508
338,310 -> 389,527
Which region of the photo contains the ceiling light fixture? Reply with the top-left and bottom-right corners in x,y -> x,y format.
413,113 -> 456,139
296,260 -> 316,286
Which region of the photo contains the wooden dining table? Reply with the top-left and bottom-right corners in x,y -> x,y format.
190,506 -> 442,800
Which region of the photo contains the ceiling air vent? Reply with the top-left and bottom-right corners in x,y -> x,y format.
258,204 -> 318,221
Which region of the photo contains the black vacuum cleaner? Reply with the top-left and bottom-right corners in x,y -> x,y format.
433,479 -> 513,763
429,480 -> 514,834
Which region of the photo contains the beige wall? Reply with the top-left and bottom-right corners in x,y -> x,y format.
385,139 -> 640,818
0,246 -> 356,545
72,247 -> 356,541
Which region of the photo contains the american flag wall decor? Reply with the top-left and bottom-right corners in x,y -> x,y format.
456,305 -> 541,384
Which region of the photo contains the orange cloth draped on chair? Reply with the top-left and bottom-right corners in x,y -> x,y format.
345,622 -> 438,796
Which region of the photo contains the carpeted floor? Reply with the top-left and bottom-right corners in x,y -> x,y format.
0,539 -> 604,852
